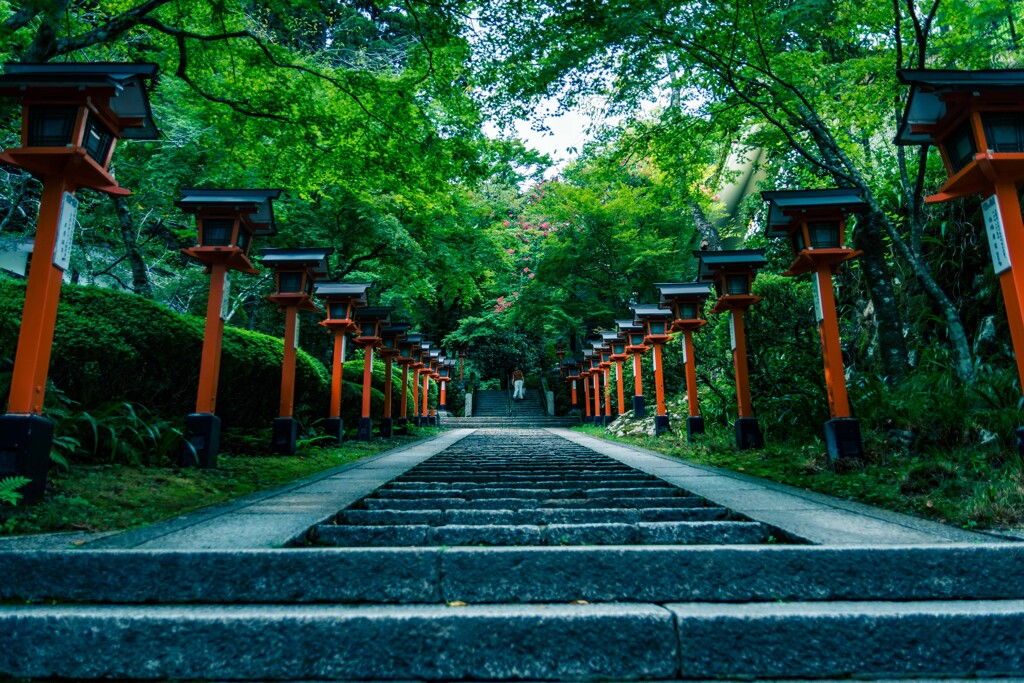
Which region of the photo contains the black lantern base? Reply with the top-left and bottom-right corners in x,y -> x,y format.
357,417 -> 373,442
324,418 -> 344,445
380,417 -> 394,439
606,412 -> 618,426
654,415 -> 670,436
1016,426 -> 1024,458
396,417 -> 409,434
824,418 -> 864,464
633,395 -> 645,418
272,418 -> 299,455
0,413 -> 53,503
686,416 -> 705,442
734,417 -> 764,450
182,413 -> 220,469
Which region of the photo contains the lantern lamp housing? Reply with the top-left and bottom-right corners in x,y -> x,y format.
260,248 -> 333,308
353,307 -> 394,343
695,249 -> 768,301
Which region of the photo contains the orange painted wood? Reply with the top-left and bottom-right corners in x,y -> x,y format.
383,356 -> 394,419
653,343 -> 667,417
994,181 -> 1024,392
731,311 -> 754,419
361,345 -> 374,420
815,267 -> 852,418
592,372 -> 601,417
684,332 -> 699,418
400,364 -> 409,419
632,352 -> 644,398
571,379 -> 578,408
411,369 -> 420,420
615,361 -> 626,415
329,331 -> 345,419
279,306 -> 299,418
604,367 -> 612,418
583,376 -> 591,418
421,373 -> 430,418
439,379 -> 447,409
7,178 -> 75,414
193,261 -> 228,415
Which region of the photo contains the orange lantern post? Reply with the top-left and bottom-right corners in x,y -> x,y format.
762,189 -> 867,461
608,328 -> 630,419
315,282 -> 371,445
566,360 -> 582,414
259,248 -> 333,454
426,350 -> 442,426
581,355 -> 594,424
438,358 -> 455,416
656,282 -> 713,442
697,249 -> 769,449
897,70 -> 1024,453
591,337 -> 614,426
409,341 -> 426,427
378,323 -> 410,438
631,307 -> 675,436
352,307 -> 393,441
395,333 -> 422,433
620,320 -> 649,419
0,63 -> 159,500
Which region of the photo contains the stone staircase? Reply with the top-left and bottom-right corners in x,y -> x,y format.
445,388 -> 580,428
311,431 -> 771,546
3,429 -> 1024,680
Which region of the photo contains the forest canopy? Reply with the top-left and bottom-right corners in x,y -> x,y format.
0,0 -> 1023,454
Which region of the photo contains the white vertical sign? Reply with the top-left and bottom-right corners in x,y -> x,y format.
52,192 -> 78,271
652,347 -> 658,371
811,270 -> 824,323
220,273 -> 231,321
340,334 -> 347,364
294,317 -> 301,348
729,312 -> 737,351
982,194 -> 1013,274
681,334 -> 687,364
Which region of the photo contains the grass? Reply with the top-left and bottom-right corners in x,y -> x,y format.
0,429 -> 439,536
574,423 -> 1024,532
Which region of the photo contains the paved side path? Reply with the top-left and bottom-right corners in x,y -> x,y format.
83,430 -> 475,549
554,429 -> 992,544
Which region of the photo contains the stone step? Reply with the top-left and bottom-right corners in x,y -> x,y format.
339,507 -> 729,526
6,545 -> 1024,605
5,600 -> 1024,680
371,486 -> 679,500
362,496 -> 710,510
311,521 -> 769,546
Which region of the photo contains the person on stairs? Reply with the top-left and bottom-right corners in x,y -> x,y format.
512,367 -> 525,401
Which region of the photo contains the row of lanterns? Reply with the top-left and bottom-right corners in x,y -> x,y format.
3,62 -> 1024,499
558,188 -> 873,461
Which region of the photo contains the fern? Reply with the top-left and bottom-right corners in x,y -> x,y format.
0,476 -> 30,506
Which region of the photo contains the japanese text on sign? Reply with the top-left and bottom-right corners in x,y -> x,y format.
982,195 -> 1012,275
53,192 -> 79,271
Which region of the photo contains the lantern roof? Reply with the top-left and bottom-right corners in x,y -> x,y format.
381,323 -> 410,338
655,282 -> 712,304
0,62 -> 160,139
695,249 -> 767,281
258,247 -> 333,277
354,306 -> 393,324
895,69 -> 1024,146
178,189 -> 282,236
617,318 -> 643,333
630,304 -> 673,321
760,189 -> 868,237
403,333 -> 423,345
315,281 -> 372,303
601,330 -> 623,343
583,349 -> 595,358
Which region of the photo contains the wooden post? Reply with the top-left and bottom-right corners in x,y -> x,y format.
571,377 -> 579,411
7,179 -> 76,415
411,368 -> 421,426
399,364 -> 410,422
193,260 -> 227,416
994,180 -> 1024,393
814,267 -> 851,418
279,306 -> 298,419
730,310 -> 754,419
632,351 -> 645,417
615,361 -> 626,416
381,355 -> 394,437
356,344 -> 374,441
592,371 -> 602,424
583,375 -> 592,422
604,366 -> 613,422
329,331 -> 346,419
422,373 -> 430,424
683,332 -> 699,418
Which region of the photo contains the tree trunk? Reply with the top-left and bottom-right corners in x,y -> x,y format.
113,195 -> 153,299
852,210 -> 909,379
689,200 -> 723,251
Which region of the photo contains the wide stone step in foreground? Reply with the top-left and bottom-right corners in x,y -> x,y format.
3,428 -> 1024,681
310,431 -> 772,546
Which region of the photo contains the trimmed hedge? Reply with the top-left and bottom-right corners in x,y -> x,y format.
0,279 -> 331,429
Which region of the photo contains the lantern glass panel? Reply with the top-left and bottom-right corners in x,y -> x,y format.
83,112 -> 114,165
792,230 -> 806,253
725,274 -> 749,295
945,119 -> 977,174
328,303 -> 349,320
305,275 -> 314,296
649,321 -> 666,335
201,219 -> 234,247
808,221 -> 840,249
236,228 -> 251,253
613,342 -> 626,355
278,271 -> 303,293
383,336 -> 397,350
982,112 -> 1024,153
27,105 -> 77,147
629,332 -> 646,346
679,303 -> 699,319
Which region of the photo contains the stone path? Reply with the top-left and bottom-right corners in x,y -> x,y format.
3,427 -> 1024,681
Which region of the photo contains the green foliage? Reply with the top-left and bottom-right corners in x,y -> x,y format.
47,401 -> 184,468
0,477 -> 29,507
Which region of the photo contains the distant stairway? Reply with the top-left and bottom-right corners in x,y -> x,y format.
445,388 -> 580,428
